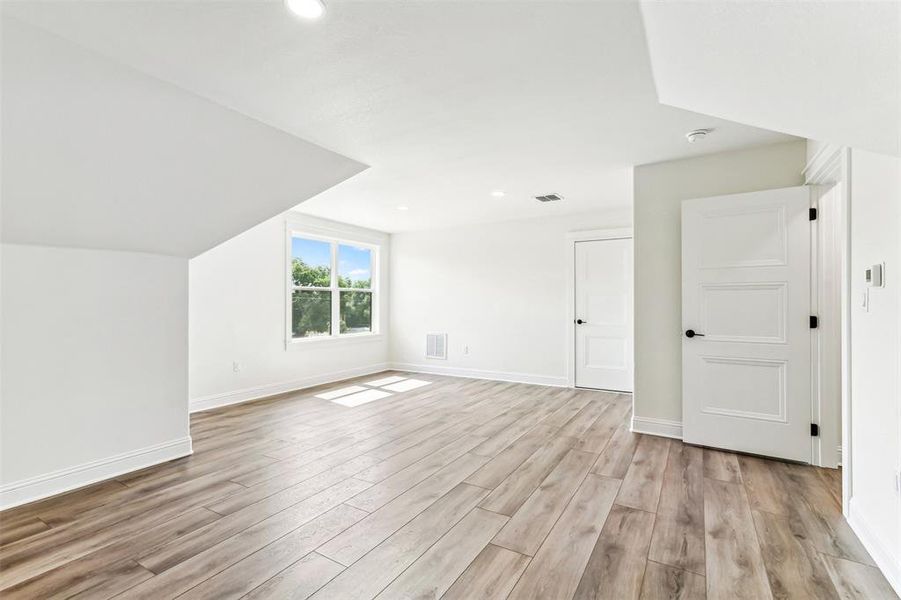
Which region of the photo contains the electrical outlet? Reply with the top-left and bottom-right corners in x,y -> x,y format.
232,361 -> 241,373
463,345 -> 470,355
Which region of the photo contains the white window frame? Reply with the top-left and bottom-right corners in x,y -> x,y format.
285,224 -> 381,347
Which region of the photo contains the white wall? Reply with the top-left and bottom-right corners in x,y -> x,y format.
389,210 -> 631,385
632,140 -> 807,424
0,244 -> 190,508
2,16 -> 365,258
846,147 -> 901,591
0,15 -> 366,509
640,1 -> 900,157
189,213 -> 390,411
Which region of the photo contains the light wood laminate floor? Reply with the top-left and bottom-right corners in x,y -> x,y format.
0,372 -> 896,599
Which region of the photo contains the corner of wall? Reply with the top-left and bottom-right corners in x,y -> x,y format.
632,140 -> 808,434
189,362 -> 390,413
848,498 -> 901,597
0,436 -> 193,511
630,415 -> 682,440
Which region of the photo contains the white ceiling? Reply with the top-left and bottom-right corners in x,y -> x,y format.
641,0 -> 900,157
5,1 -> 796,233
2,16 -> 366,257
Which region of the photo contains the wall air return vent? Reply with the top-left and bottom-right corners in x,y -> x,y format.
535,193 -> 563,202
426,333 -> 447,360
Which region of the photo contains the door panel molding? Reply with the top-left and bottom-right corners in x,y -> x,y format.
698,355 -> 788,423
699,204 -> 788,269
699,282 -> 788,344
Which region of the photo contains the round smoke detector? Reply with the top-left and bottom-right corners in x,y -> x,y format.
686,128 -> 712,143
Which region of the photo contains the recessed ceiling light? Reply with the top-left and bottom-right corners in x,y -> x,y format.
396,205 -> 409,211
491,190 -> 506,198
285,0 -> 325,19
685,128 -> 713,143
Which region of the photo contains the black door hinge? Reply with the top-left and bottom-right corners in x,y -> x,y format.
809,208 -> 817,221
810,423 -> 820,437
810,315 -> 818,329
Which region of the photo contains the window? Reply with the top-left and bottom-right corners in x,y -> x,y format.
289,232 -> 377,342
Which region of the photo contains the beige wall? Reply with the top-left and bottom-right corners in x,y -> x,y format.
632,140 -> 807,423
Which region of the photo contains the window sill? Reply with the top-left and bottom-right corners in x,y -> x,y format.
286,333 -> 384,351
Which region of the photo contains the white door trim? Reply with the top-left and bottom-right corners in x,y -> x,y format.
810,183 -> 843,469
805,144 -> 852,510
565,228 -> 633,388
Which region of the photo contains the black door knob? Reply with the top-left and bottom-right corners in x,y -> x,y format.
685,329 -> 705,338
576,319 -> 587,325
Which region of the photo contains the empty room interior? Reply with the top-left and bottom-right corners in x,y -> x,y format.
1,1 -> 900,598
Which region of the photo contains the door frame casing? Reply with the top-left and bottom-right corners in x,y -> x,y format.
564,227 -> 633,389
810,183 -> 843,469
804,144 -> 852,511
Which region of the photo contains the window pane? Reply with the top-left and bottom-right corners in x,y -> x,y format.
292,290 -> 331,338
338,244 -> 372,289
292,237 -> 331,287
340,291 -> 372,334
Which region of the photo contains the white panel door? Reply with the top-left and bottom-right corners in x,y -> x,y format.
682,186 -> 811,462
575,238 -> 633,391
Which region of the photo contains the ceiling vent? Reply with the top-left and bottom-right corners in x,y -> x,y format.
535,193 -> 563,202
426,333 -> 447,360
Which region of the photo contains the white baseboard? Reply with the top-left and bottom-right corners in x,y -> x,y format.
390,362 -> 569,388
847,497 -> 901,597
189,361 -> 570,414
0,436 -> 193,511
189,362 -> 391,413
630,416 -> 683,440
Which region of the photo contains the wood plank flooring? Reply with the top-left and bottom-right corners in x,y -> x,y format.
0,372 -> 896,599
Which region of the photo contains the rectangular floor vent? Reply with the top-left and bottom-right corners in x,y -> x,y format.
426,333 -> 447,360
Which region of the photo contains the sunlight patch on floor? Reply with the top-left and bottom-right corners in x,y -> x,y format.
331,388 -> 393,407
381,379 -> 431,392
317,376 -> 433,407
365,375 -> 407,387
314,385 -> 369,400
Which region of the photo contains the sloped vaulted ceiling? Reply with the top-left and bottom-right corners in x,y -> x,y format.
640,0 -> 900,156
1,16 -> 367,257
3,1 -> 796,233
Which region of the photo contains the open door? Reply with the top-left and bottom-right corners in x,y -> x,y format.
681,186 -> 811,462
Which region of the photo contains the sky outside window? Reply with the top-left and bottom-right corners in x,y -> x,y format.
339,244 -> 372,288
292,237 -> 331,269
292,237 -> 331,288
